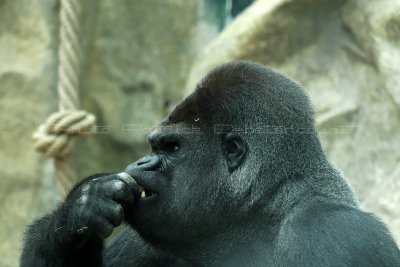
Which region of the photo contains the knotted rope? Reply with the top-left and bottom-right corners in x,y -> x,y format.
33,0 -> 96,196
33,111 -> 95,157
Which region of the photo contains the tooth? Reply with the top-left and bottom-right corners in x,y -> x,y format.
141,191 -> 146,198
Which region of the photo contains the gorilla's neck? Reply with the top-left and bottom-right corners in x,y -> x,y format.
191,163 -> 357,265
265,160 -> 359,223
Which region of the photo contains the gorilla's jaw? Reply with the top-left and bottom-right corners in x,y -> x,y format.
130,203 -> 272,266
127,171 -> 273,266
125,163 -> 264,262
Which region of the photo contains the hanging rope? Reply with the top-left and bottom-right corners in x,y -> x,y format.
33,0 -> 96,196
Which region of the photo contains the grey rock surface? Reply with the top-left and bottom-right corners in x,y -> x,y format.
73,0 -> 200,178
0,1 -> 59,266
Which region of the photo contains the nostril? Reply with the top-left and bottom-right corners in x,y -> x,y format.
136,157 -> 151,166
142,156 -> 161,170
125,156 -> 161,175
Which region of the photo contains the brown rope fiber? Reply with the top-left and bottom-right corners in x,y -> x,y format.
33,0 -> 96,196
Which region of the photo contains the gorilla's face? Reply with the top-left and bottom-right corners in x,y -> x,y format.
125,122 -> 234,247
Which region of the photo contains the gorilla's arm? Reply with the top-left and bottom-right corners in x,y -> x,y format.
20,172 -> 190,267
20,217 -> 188,267
20,173 -> 135,267
20,207 -> 104,267
104,227 -> 192,267
274,204 -> 400,267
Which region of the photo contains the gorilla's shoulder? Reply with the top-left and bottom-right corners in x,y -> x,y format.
275,203 -> 400,266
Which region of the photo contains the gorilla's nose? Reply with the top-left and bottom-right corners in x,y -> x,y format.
125,155 -> 161,174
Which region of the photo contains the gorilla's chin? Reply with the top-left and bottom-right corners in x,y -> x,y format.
129,207 -> 190,250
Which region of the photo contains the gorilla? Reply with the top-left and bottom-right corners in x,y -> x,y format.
20,62 -> 400,266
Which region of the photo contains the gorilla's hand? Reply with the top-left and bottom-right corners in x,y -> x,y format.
57,173 -> 138,245
20,157 -> 163,267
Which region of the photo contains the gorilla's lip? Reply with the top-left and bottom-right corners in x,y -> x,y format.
136,183 -> 158,204
133,175 -> 161,199
138,185 -> 156,198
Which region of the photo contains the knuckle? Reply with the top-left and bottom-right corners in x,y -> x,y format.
114,209 -> 124,223
113,204 -> 123,216
113,180 -> 125,191
90,217 -> 113,237
81,183 -> 91,193
113,180 -> 128,198
77,194 -> 88,205
107,204 -> 124,227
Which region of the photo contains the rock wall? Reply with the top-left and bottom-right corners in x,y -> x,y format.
186,0 -> 400,242
74,0 -> 200,177
0,1 -> 59,266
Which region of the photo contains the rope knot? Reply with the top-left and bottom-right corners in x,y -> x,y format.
33,110 -> 96,158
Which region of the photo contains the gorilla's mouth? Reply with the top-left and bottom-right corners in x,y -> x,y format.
138,185 -> 155,198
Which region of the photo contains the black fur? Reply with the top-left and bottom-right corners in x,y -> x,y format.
20,62 -> 400,266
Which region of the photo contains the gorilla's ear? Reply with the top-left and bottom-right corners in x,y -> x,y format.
222,133 -> 247,172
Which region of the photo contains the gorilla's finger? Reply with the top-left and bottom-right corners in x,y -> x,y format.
110,179 -> 136,204
102,202 -> 124,227
116,172 -> 138,192
92,215 -> 114,239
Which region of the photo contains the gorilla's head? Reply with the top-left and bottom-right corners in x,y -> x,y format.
125,61 -> 327,253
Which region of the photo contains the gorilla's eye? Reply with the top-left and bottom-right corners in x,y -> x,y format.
162,141 -> 180,153
153,140 -> 180,154
149,133 -> 181,154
